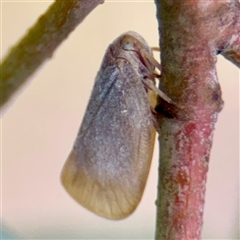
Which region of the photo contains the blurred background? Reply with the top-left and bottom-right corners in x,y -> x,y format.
1,1 -> 239,239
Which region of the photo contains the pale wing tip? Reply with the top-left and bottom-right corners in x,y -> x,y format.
61,153 -> 141,220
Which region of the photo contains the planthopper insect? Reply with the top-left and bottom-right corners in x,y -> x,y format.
61,31 -> 177,220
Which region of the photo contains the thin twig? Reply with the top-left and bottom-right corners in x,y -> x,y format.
0,0 -> 104,110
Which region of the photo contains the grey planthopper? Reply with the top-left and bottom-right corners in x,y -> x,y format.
61,31 -> 179,220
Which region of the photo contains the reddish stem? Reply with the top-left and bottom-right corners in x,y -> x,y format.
154,1 -> 239,239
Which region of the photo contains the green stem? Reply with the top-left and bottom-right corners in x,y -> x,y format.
0,0 -> 103,109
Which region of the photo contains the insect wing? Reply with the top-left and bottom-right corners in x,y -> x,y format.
61,61 -> 156,220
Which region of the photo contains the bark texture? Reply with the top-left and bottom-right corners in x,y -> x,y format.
154,1 -> 240,239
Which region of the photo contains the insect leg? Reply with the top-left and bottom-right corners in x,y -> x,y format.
143,78 -> 183,109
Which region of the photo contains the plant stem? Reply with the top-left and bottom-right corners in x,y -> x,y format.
154,1 -> 240,239
0,0 -> 103,110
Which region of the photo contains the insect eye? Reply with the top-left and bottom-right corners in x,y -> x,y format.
121,37 -> 135,50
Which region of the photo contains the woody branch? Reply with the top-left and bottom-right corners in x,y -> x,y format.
154,1 -> 240,239
0,0 -> 103,110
